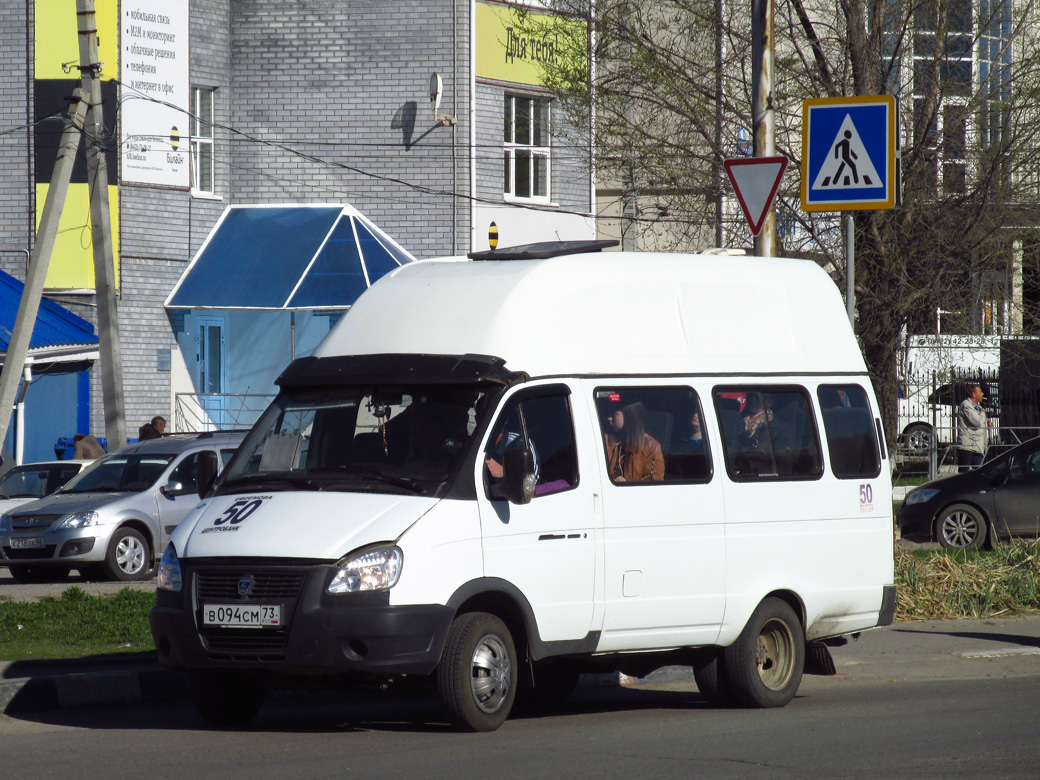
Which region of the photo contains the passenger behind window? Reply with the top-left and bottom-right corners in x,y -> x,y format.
668,400 -> 710,480
604,401 -> 665,482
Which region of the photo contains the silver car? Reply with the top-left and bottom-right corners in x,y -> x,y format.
0,431 -> 244,583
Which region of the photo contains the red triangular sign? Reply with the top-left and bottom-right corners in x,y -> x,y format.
724,156 -> 788,236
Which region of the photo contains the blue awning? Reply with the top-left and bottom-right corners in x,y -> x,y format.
0,269 -> 99,353
165,205 -> 416,310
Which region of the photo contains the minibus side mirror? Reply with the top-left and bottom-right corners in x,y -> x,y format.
502,448 -> 536,505
196,450 -> 219,499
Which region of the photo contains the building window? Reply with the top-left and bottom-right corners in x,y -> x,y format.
190,87 -> 215,196
503,95 -> 550,201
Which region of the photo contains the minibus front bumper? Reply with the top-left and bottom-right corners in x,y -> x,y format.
150,560 -> 454,677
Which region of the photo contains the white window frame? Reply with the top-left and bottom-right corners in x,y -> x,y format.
504,94 -> 552,203
190,87 -> 216,197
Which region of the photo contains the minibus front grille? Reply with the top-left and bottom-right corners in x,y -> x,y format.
201,629 -> 290,653
195,570 -> 307,600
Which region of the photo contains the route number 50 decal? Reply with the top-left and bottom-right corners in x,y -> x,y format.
859,483 -> 874,512
213,497 -> 269,526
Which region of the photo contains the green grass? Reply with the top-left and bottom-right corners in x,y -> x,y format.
0,587 -> 156,661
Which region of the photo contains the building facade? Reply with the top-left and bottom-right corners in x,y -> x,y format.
0,0 -> 595,449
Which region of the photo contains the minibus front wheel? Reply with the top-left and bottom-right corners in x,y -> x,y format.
437,611 -> 518,732
723,597 -> 804,708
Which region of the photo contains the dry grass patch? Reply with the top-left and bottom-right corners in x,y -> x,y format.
896,541 -> 1040,621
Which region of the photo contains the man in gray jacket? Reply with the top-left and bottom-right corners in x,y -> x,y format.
957,384 -> 988,472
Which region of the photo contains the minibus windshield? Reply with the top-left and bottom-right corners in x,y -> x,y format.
221,385 -> 488,496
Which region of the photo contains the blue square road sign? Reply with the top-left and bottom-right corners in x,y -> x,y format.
801,95 -> 897,212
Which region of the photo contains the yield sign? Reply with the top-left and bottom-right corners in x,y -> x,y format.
724,156 -> 788,236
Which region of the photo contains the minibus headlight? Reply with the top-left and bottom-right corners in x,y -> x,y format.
328,546 -> 403,594
58,511 -> 100,530
157,543 -> 183,592
904,488 -> 940,506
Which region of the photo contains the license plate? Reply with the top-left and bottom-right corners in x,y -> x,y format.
10,537 -> 44,549
202,604 -> 281,628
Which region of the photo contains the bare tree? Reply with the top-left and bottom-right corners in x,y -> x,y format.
523,0 -> 1040,447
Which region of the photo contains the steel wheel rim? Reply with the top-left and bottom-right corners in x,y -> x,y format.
941,511 -> 978,548
470,633 -> 511,714
756,618 -> 796,691
116,535 -> 146,575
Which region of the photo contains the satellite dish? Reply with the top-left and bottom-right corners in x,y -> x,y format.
429,73 -> 443,114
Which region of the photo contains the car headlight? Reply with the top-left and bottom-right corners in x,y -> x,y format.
0,514 -> 10,534
328,545 -> 402,594
157,543 -> 182,592
904,488 -> 940,506
57,511 -> 100,530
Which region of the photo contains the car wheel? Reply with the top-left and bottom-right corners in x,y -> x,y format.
102,527 -> 151,581
722,597 -> 804,708
8,565 -> 70,584
904,423 -> 932,456
692,648 -> 735,707
937,503 -> 988,550
437,612 -> 517,732
189,669 -> 266,727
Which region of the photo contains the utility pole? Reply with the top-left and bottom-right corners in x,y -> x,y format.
77,0 -> 127,450
751,0 -> 778,256
0,91 -> 90,456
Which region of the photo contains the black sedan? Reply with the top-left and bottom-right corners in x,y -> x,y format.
898,437 -> 1040,550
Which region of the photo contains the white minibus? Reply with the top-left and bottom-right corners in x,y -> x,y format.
151,241 -> 896,731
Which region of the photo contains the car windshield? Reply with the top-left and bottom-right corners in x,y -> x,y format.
60,454 -> 176,493
221,385 -> 489,496
0,464 -> 81,498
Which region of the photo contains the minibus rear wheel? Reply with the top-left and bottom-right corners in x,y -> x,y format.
723,597 -> 804,708
437,612 -> 517,732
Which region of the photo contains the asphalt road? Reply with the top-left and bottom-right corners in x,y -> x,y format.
0,566 -> 155,600
1,672 -> 1038,780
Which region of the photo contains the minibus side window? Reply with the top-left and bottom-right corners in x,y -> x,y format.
817,385 -> 882,479
484,392 -> 578,498
593,387 -> 712,484
713,386 -> 823,481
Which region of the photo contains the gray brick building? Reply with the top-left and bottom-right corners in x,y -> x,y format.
1,0 -> 594,454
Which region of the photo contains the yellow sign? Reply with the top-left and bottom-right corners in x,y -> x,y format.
35,0 -> 119,80
476,2 -> 580,86
35,184 -> 120,289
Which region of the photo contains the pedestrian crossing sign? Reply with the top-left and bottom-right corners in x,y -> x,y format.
801,95 -> 898,212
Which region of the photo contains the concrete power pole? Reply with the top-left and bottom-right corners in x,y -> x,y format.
751,0 -> 778,257
77,0 -> 127,450
0,91 -> 90,456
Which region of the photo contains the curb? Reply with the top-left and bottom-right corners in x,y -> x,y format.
0,667 -> 188,715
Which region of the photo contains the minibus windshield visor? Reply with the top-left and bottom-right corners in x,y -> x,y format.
222,386 -> 488,496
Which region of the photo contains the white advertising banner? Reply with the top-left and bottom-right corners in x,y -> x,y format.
119,1 -> 189,187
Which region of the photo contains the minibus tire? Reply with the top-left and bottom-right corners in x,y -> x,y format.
722,598 -> 804,708
437,612 -> 517,732
189,669 -> 266,728
692,649 -> 734,707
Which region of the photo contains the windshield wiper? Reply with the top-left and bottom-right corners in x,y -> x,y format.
219,472 -> 326,494
64,486 -> 129,493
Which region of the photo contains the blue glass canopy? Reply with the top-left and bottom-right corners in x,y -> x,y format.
165,205 -> 416,310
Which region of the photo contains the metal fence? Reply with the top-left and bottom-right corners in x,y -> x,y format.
896,366 -> 1040,478
173,393 -> 274,433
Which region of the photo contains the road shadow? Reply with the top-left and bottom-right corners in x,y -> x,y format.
6,684 -> 718,735
892,627 -> 1040,649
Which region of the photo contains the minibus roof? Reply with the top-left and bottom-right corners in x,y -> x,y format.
313,251 -> 867,378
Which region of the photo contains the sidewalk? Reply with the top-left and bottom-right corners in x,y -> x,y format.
3,615 -> 1039,715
